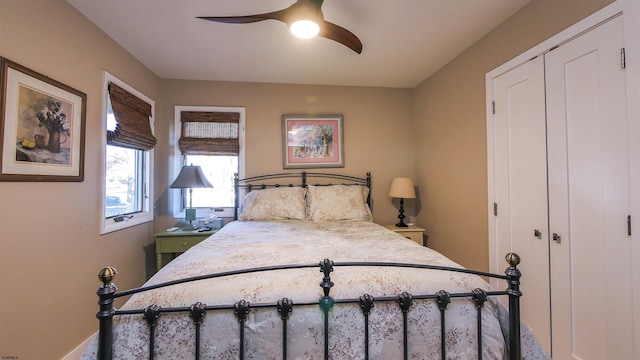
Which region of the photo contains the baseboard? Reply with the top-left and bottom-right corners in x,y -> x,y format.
61,333 -> 95,360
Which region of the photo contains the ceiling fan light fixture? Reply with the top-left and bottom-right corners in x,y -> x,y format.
290,19 -> 320,38
198,0 -> 363,53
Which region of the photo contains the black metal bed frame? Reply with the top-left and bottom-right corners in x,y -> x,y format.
96,253 -> 522,360
95,172 -> 522,359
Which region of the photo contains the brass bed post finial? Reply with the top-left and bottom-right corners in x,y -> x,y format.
96,266 -> 118,360
98,266 -> 118,286
505,253 -> 522,360
506,252 -> 521,269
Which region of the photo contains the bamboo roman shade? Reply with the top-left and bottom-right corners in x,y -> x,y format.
178,111 -> 240,156
107,83 -> 157,151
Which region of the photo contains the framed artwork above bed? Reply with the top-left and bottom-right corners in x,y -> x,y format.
282,114 -> 344,169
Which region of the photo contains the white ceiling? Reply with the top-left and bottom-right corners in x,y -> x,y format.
66,0 -> 530,88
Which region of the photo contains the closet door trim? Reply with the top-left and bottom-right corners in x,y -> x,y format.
486,1 -> 623,276
487,1 -> 640,357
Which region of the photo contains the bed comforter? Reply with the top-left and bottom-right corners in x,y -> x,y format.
82,220 -> 549,359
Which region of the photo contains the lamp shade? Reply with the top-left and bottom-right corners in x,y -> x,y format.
388,177 -> 416,199
170,165 -> 213,189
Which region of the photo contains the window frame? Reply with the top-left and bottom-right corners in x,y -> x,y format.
172,105 -> 245,220
100,71 -> 155,234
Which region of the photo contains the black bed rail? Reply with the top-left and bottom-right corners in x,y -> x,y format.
233,171 -> 372,220
96,253 -> 522,360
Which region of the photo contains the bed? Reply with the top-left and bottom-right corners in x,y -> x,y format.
83,172 -> 548,360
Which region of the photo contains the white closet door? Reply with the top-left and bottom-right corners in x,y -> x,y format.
546,15 -> 633,359
492,56 -> 551,353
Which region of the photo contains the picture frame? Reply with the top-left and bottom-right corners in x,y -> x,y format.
0,57 -> 86,181
282,114 -> 344,169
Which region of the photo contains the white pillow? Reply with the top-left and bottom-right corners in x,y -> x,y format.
239,187 -> 307,220
306,185 -> 372,222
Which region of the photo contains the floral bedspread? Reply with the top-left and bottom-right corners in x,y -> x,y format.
82,220 -> 549,359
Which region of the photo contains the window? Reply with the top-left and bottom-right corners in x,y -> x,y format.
105,138 -> 144,217
183,155 -> 237,208
101,72 -> 155,234
173,106 -> 245,219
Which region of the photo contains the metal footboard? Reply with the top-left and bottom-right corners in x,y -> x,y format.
96,253 -> 522,360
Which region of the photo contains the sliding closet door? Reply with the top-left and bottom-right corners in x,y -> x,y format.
491,56 -> 551,353
545,15 -> 633,359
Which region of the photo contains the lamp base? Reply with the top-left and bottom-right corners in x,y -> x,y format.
395,197 -> 409,227
185,208 -> 196,221
182,208 -> 197,231
181,223 -> 196,231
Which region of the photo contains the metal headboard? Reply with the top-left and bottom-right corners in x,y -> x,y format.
233,172 -> 372,220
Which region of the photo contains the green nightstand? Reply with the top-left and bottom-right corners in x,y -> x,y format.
154,229 -> 217,271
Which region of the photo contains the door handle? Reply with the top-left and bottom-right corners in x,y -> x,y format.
552,233 -> 561,244
534,229 -> 542,239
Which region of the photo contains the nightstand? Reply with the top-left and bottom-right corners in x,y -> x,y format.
383,224 -> 426,246
154,229 -> 217,271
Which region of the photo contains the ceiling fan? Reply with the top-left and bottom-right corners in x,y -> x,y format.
197,0 -> 363,54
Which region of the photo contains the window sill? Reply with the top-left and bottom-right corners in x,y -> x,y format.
101,212 -> 153,235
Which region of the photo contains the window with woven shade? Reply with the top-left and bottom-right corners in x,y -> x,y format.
178,111 -> 239,156
102,72 -> 154,234
173,106 -> 245,220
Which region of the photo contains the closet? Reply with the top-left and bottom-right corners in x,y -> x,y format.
488,15 -> 634,359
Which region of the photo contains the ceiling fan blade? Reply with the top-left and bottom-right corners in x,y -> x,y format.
319,21 -> 363,54
197,9 -> 288,25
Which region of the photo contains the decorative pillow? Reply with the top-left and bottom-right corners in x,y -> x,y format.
239,187 -> 307,220
306,185 -> 373,222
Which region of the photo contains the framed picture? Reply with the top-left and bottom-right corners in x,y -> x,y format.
282,114 -> 344,169
0,58 -> 86,181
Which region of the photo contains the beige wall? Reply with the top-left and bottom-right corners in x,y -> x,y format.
413,0 -> 614,271
155,81 -> 414,231
0,2 -> 413,358
0,0 -> 617,358
0,1 -> 162,359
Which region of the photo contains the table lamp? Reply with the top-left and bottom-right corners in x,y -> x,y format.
170,164 -> 213,230
389,177 -> 416,227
